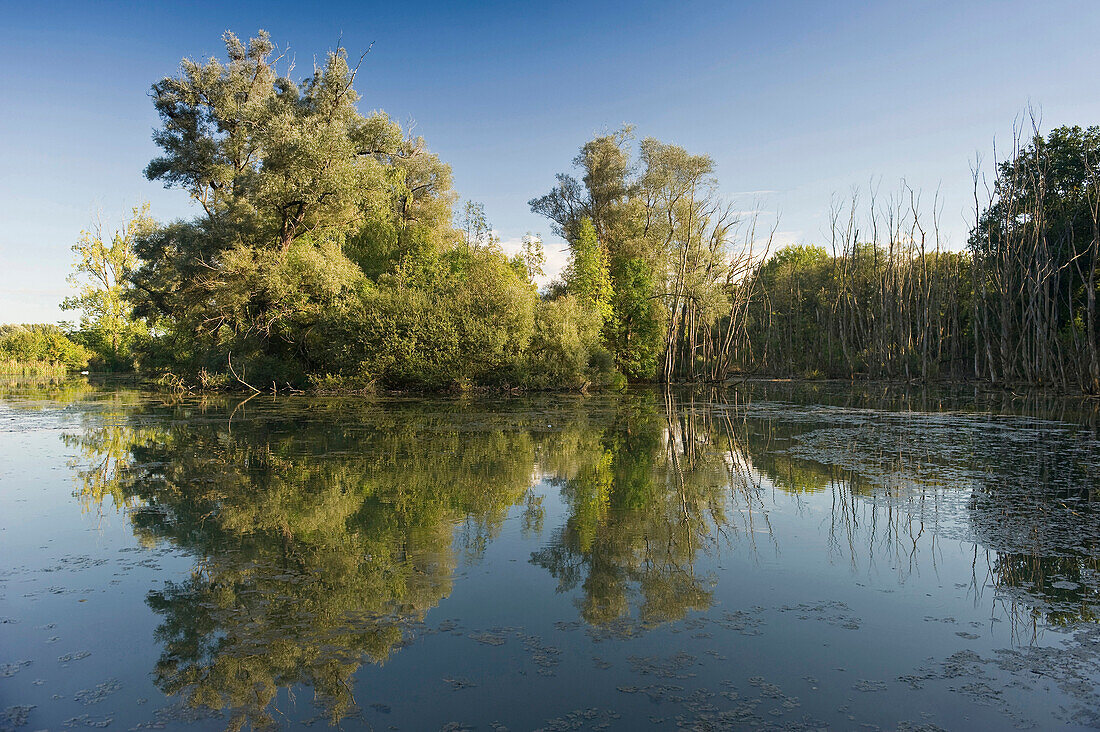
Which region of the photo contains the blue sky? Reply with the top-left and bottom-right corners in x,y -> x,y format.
3,0 -> 1100,323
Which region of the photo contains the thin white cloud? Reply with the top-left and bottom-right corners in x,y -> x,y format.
752,230 -> 802,253
498,236 -> 570,288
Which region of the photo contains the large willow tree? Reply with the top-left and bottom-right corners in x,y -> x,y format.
132,32 -> 454,382
143,31 -> 417,247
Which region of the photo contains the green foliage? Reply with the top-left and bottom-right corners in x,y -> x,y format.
0,324 -> 91,373
532,130 -> 744,382
62,204 -> 155,370
134,233 -> 370,385
456,200 -> 495,251
969,125 -> 1100,390
972,125 -> 1100,263
145,30 -> 404,250
751,245 -> 836,374
54,34 -> 1100,393
529,127 -> 639,246
526,296 -> 618,389
742,243 -> 975,379
516,233 -> 545,282
607,255 -> 661,379
354,247 -> 538,389
564,218 -> 614,323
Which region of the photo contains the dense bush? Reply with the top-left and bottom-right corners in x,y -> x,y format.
526,297 -> 621,390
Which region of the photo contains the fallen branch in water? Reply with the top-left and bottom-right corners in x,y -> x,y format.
227,352 -> 261,393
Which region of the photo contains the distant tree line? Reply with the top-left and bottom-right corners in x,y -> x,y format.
49,30 -> 1099,393
0,324 -> 90,375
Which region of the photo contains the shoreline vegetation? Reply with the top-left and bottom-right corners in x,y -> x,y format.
12,31 -> 1100,395
0,324 -> 91,377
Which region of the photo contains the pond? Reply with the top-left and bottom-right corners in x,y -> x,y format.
0,379 -> 1098,730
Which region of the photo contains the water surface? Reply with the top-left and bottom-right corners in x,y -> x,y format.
1,380 -> 1098,730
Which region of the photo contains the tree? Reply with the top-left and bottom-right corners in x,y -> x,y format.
145,30 -> 403,251
529,127 -> 638,246
457,200 -> 496,252
532,130 -> 767,382
606,255 -> 661,379
519,233 -> 545,282
135,31 -> 523,388
564,218 -> 613,323
62,203 -> 155,368
0,324 -> 90,373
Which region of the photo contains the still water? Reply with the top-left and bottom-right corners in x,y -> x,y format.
1,379 -> 1098,731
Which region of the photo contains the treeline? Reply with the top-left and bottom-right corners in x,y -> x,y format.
733,124 -> 1100,392
528,124 -> 1099,392
739,196 -> 971,382
56,30 -> 1099,392
70,31 -> 759,391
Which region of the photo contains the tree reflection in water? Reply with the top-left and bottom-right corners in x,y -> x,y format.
65,396 -> 540,728
532,391 -> 777,629
55,383 -> 1098,728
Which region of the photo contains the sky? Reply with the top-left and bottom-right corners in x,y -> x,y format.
3,0 -> 1100,323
